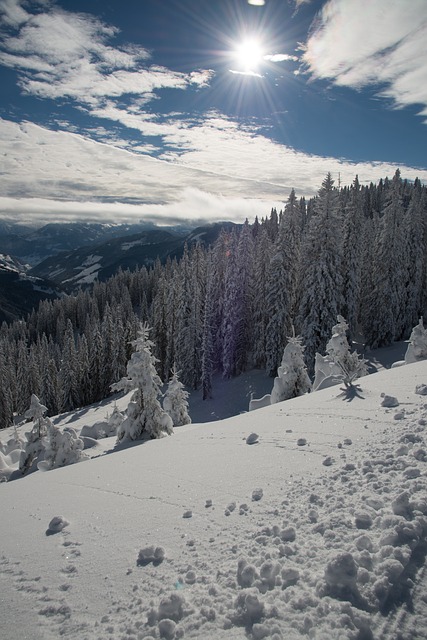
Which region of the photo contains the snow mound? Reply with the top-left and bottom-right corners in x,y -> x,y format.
380,393 -> 399,407
137,545 -> 165,566
46,515 -> 69,535
246,432 -> 259,445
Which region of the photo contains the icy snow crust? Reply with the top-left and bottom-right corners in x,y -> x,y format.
1,361 -> 427,639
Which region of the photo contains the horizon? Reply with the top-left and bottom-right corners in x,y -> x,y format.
0,0 -> 426,226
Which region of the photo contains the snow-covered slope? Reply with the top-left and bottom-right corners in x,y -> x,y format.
1,361 -> 427,639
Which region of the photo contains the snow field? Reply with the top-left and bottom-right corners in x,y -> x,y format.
0,361 -> 427,638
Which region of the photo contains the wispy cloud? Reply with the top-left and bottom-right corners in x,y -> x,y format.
229,68 -> 263,78
0,0 -> 31,28
0,1 -> 211,106
303,0 -> 427,121
264,54 -> 299,63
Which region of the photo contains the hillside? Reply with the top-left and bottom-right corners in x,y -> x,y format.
0,254 -> 59,323
30,222 -> 235,290
0,222 -> 176,267
1,359 -> 427,639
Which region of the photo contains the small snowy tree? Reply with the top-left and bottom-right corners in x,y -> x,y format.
163,367 -> 191,427
106,404 -> 125,437
19,394 -> 49,475
113,324 -> 173,441
43,422 -> 86,470
313,316 -> 368,391
270,335 -> 312,403
405,318 -> 427,364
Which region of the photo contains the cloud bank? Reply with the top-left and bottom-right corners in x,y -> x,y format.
1,115 -> 426,225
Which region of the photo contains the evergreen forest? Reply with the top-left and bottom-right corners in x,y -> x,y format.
1,170 -> 426,429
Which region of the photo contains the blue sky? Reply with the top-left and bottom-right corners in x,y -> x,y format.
0,0 -> 426,226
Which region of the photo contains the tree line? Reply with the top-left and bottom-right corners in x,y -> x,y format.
0,170 -> 425,428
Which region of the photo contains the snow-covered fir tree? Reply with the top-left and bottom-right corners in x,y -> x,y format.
106,404 -> 125,437
221,229 -> 241,378
252,227 -> 272,369
163,367 -> 191,427
19,394 -> 49,475
43,421 -> 86,470
402,181 -> 426,335
405,318 -> 427,364
201,255 -> 216,400
313,316 -> 368,390
297,173 -> 344,374
265,190 -> 302,376
113,324 -> 173,441
341,176 -> 364,340
270,334 -> 312,404
362,170 -> 407,347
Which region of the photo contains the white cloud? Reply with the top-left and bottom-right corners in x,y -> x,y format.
1,115 -> 426,226
0,3 -> 212,106
303,0 -> 427,121
229,68 -> 263,78
264,54 -> 299,63
0,190 -> 274,226
0,0 -> 30,27
293,0 -> 314,10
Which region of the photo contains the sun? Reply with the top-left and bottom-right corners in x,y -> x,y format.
234,38 -> 264,72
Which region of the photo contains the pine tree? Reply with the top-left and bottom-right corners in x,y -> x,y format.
113,324 -> 173,441
404,318 -> 427,364
106,404 -> 125,437
402,182 -> 426,335
252,228 -> 272,369
19,394 -> 49,475
296,173 -> 344,374
313,316 -> 368,390
222,230 -> 240,378
0,342 -> 13,430
201,256 -> 216,400
265,190 -> 301,376
362,170 -> 408,347
163,367 -> 191,426
58,320 -> 80,412
270,335 -> 311,403
341,176 -> 364,340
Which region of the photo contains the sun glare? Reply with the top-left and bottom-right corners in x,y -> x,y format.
234,38 -> 264,71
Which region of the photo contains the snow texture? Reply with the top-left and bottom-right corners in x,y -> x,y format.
1,355 -> 427,640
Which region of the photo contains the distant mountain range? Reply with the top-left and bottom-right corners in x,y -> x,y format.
0,220 -> 236,319
0,221 -> 184,266
0,253 -> 59,324
30,222 -> 236,290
